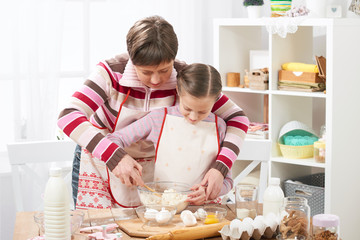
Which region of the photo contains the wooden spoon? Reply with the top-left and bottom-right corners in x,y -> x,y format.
144,184 -> 162,197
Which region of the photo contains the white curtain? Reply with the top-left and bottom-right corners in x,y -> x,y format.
13,0 -> 64,141
4,0 -> 66,214
3,0 -> 239,145
2,0 -> 240,219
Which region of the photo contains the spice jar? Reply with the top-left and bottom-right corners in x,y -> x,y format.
314,141 -> 326,163
279,197 -> 310,239
312,214 -> 339,240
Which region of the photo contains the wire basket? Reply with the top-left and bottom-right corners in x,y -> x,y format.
284,173 -> 325,216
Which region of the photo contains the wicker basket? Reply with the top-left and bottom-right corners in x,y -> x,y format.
279,143 -> 314,159
278,121 -> 318,159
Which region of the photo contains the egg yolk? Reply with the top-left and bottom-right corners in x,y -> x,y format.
204,214 -> 219,224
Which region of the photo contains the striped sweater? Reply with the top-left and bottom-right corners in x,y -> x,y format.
106,105 -> 233,195
57,54 -> 249,177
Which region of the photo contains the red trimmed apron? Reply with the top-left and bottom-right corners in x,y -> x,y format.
76,90 -> 156,209
154,109 -> 220,186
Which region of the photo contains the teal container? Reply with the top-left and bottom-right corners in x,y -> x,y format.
270,0 -> 292,17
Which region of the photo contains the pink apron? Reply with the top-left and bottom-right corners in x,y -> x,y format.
76,90 -> 156,209
154,108 -> 220,186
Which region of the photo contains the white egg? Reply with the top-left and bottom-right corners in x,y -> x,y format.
241,217 -> 254,235
264,216 -> 278,232
182,212 -> 197,227
253,217 -> 267,235
254,215 -> 265,222
229,219 -> 242,239
155,208 -> 172,224
180,210 -> 193,220
144,208 -> 158,220
229,218 -> 242,232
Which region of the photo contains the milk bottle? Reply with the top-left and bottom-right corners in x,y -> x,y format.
263,177 -> 284,217
43,167 -> 71,239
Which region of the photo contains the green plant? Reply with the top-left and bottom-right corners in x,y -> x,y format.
243,0 -> 264,6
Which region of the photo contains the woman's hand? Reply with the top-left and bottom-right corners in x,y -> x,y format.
187,184 -> 206,205
200,168 -> 224,200
111,154 -> 144,187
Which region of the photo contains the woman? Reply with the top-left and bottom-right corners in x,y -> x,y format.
57,16 -> 249,209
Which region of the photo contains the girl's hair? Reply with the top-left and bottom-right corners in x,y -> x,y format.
127,16 -> 178,66
177,63 -> 222,99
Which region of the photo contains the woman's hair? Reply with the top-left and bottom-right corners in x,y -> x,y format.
177,63 -> 222,100
127,16 -> 178,66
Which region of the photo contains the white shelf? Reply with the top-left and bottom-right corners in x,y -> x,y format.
271,157 -> 325,168
222,87 -> 326,98
271,90 -> 326,98
222,87 -> 269,94
214,17 -> 360,28
214,18 -> 360,239
237,139 -> 271,161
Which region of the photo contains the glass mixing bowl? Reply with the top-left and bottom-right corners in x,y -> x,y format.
137,181 -> 192,213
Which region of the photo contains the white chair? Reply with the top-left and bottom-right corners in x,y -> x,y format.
227,139 -> 271,204
7,140 -> 77,212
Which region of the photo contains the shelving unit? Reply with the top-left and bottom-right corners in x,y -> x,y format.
214,18 -> 360,239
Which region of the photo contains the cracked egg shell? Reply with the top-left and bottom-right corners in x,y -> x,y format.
180,210 -> 197,227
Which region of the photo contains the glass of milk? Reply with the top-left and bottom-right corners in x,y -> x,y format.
235,184 -> 258,220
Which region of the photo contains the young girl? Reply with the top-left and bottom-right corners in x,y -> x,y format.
106,63 -> 232,205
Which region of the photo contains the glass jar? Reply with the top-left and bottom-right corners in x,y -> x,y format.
312,214 -> 340,240
279,197 -> 310,239
320,125 -> 326,141
314,141 -> 326,163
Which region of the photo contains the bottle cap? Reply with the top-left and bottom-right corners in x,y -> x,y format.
49,167 -> 62,177
269,177 -> 280,185
313,214 -> 340,227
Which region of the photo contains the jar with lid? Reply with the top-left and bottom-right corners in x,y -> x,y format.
320,125 -> 326,141
312,214 -> 339,240
314,141 -> 326,163
279,196 -> 310,239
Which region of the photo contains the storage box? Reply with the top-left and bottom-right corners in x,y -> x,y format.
249,69 -> 269,90
284,173 -> 325,216
279,143 -> 314,159
279,70 -> 323,83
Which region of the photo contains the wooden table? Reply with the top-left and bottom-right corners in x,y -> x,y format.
13,204 -> 274,240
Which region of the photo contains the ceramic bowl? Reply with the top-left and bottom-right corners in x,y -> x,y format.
135,204 -> 176,226
137,181 -> 191,213
33,210 -> 85,235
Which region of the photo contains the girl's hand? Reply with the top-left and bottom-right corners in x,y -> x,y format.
200,168 -> 224,200
112,154 -> 144,187
186,184 -> 206,205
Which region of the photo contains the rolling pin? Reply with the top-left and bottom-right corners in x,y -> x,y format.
145,221 -> 230,240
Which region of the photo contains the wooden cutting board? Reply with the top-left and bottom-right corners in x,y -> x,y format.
116,215 -> 230,238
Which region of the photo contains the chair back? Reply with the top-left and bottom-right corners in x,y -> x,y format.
7,140 -> 77,212
228,139 -> 271,204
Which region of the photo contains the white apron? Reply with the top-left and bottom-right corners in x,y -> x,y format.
154,109 -> 220,187
76,90 -> 156,209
